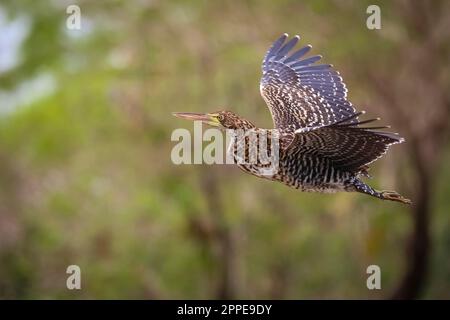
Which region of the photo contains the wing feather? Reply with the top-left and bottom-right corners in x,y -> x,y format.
260,34 -> 356,130
261,34 -> 404,171
286,125 -> 404,171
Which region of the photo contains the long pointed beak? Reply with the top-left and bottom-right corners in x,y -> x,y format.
172,112 -> 220,126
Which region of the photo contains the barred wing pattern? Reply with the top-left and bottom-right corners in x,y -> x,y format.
287,125 -> 404,172
260,34 -> 357,130
260,34 -> 404,171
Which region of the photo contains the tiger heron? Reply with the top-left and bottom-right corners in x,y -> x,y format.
173,34 -> 411,204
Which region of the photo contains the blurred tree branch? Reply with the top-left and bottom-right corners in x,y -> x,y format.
198,169 -> 238,299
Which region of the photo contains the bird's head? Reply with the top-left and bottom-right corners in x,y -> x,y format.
172,110 -> 255,130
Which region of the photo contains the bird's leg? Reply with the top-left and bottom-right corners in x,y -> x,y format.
350,179 -> 411,205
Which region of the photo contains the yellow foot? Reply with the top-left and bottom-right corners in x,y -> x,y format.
381,191 -> 412,205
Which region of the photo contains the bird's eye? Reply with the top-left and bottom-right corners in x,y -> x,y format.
218,114 -> 224,121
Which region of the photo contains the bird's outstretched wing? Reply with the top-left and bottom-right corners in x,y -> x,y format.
260,34 -> 357,130
285,121 -> 404,172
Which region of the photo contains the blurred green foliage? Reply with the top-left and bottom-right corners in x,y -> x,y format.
0,0 -> 449,299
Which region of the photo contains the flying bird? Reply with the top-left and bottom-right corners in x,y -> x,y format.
173,33 -> 411,204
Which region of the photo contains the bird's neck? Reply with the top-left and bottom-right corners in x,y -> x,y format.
235,120 -> 256,130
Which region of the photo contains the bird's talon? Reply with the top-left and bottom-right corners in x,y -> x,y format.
381,191 -> 412,205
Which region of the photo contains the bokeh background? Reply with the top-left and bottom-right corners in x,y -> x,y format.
0,0 -> 449,299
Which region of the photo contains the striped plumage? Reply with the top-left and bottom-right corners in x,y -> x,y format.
173,33 -> 411,204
